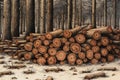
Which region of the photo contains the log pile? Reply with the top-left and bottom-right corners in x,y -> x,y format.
0,26 -> 120,65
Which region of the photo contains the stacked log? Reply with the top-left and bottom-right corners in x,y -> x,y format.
1,26 -> 120,65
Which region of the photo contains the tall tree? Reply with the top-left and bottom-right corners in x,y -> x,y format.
3,0 -> 12,40
104,0 -> 107,26
40,0 -> 45,33
79,0 -> 82,26
11,0 -> 20,37
113,0 -> 117,28
26,0 -> 35,36
35,0 -> 40,33
72,0 -> 76,28
0,1 -> 1,38
46,0 -> 53,32
92,0 -> 96,28
67,0 -> 72,29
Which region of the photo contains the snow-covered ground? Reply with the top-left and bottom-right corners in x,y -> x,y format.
0,54 -> 120,80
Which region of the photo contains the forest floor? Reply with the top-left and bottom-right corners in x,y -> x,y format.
0,54 -> 120,80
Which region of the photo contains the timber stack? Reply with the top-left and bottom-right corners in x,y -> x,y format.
0,26 -> 120,65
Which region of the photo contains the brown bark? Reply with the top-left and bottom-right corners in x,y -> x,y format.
92,0 -> 96,28
46,0 -> 53,32
84,72 -> 106,79
11,0 -> 20,37
87,27 -> 113,37
26,0 -> 35,36
3,0 -> 12,40
97,67 -> 117,71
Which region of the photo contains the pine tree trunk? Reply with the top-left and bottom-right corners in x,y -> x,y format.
79,0 -> 82,26
72,0 -> 76,28
11,0 -> 20,37
3,0 -> 12,40
104,0 -> 107,26
67,0 -> 72,29
0,2 -> 1,38
46,0 -> 53,32
35,0 -> 40,33
40,0 -> 45,33
26,0 -> 35,36
113,0 -> 117,28
92,0 -> 96,28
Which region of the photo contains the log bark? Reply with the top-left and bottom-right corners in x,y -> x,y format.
97,67 -> 117,71
84,72 -> 106,79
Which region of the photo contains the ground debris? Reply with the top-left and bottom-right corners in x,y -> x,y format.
45,67 -> 64,73
0,61 -> 5,64
0,71 -> 14,77
0,56 -> 5,59
23,70 -> 35,74
84,72 -> 107,79
11,77 -> 17,79
4,64 -> 26,69
97,67 -> 117,71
